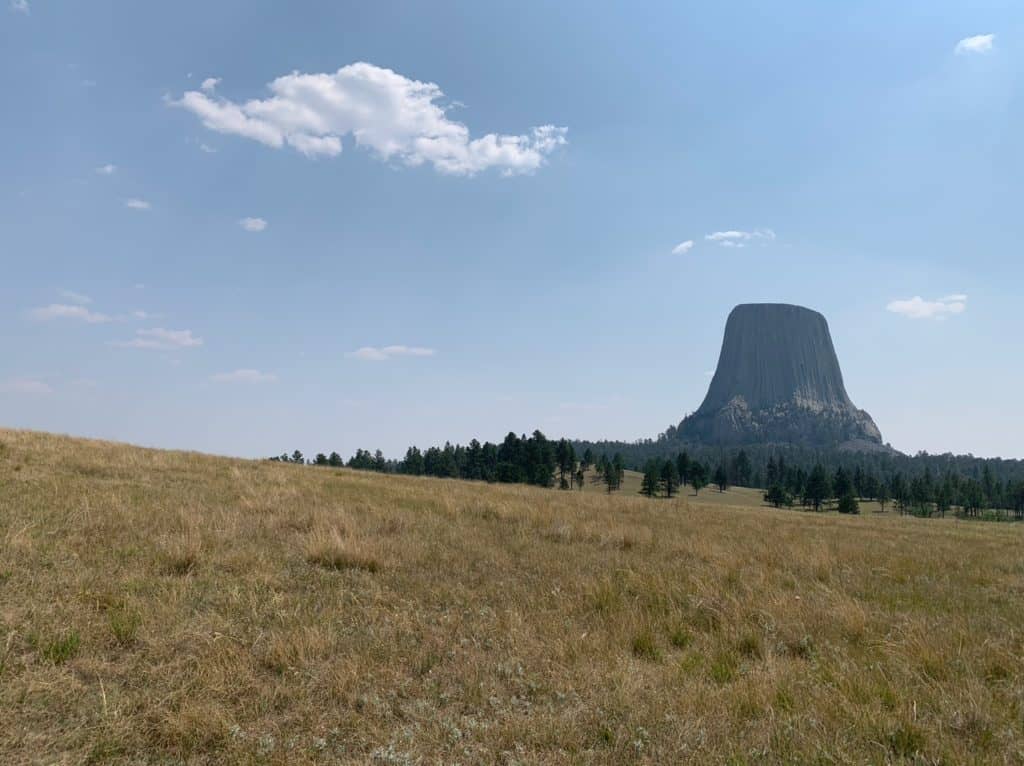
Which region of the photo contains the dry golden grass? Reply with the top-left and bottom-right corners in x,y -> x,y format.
1,428 -> 1023,764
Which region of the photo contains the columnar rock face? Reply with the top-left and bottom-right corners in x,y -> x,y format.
677,303 -> 884,449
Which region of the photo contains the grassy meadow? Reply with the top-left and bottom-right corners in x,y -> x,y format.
1,428 -> 1023,764
578,468 -> 895,514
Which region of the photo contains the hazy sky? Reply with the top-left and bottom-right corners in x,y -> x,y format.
3,1 -> 1023,459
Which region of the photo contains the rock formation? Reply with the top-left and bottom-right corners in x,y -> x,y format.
677,303 -> 884,450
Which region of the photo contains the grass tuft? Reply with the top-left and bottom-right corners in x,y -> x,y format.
736,633 -> 762,659
669,626 -> 693,649
161,532 -> 201,575
774,688 -> 794,712
887,723 -> 926,758
109,607 -> 141,646
304,528 -> 380,572
631,630 -> 661,661
709,650 -> 738,684
41,630 -> 80,665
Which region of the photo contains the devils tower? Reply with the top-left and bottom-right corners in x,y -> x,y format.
677,303 -> 884,450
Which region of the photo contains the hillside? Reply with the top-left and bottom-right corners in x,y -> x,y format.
1,429 -> 1022,763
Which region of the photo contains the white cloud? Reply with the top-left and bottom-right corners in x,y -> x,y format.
239,217 -> 267,232
886,294 -> 967,320
200,77 -> 221,93
672,240 -> 694,255
58,289 -> 92,305
171,62 -> 567,176
955,34 -> 995,55
346,345 -> 436,361
112,328 -> 203,349
210,368 -> 277,383
199,143 -> 217,153
28,303 -> 111,323
705,229 -> 776,248
95,164 -> 116,175
0,378 -> 50,394
29,296 -> 156,324
125,198 -> 151,210
9,0 -> 29,14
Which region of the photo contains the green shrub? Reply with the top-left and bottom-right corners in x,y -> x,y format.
837,492 -> 859,515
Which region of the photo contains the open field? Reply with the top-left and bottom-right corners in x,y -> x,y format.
578,467 -> 763,505
2,429 -> 1023,764
578,468 -> 895,513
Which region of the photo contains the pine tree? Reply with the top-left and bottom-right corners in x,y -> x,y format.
732,450 -> 752,486
556,439 -> 573,489
804,464 -> 831,511
832,467 -> 852,499
764,483 -> 792,508
603,461 -> 619,493
690,462 -> 709,495
527,430 -> 556,487
877,480 -> 889,512
890,473 -> 908,515
982,464 -> 996,507
465,439 -> 484,480
713,463 -> 728,492
676,451 -> 691,486
837,491 -> 859,514
936,477 -> 953,518
662,460 -> 679,498
613,453 -> 625,489
640,459 -> 661,498
403,446 -> 424,475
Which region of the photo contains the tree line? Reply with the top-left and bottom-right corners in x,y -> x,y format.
759,455 -> 1024,519
274,432 -> 583,489
574,430 -> 1024,488
574,436 -> 1024,515
270,431 -> 1024,521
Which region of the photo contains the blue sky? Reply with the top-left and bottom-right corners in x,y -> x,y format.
2,1 -> 1023,459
